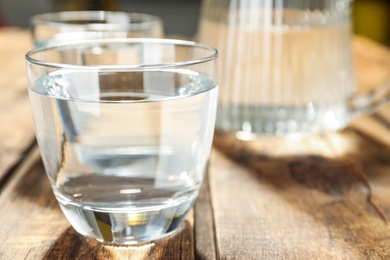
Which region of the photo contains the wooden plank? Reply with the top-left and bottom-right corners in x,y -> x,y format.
210,129 -> 390,259
0,147 -> 67,260
194,171 -> 217,260
1,26 -> 390,259
208,37 -> 390,258
0,28 -> 36,184
0,146 -> 195,259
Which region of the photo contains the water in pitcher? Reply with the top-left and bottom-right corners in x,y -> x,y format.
199,9 -> 355,137
28,70 -> 218,244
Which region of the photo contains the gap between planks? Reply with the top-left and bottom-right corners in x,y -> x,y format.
0,142 -> 39,194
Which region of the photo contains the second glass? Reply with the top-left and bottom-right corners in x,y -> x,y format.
31,11 -> 164,47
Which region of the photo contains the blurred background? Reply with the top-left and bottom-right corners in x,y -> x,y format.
353,0 -> 390,45
0,0 -> 389,44
0,0 -> 201,37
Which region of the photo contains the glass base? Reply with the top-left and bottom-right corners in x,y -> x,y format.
57,196 -> 196,245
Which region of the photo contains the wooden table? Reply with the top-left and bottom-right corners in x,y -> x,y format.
1,27 -> 390,259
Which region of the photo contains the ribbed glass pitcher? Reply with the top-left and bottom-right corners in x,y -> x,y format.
198,0 -> 388,139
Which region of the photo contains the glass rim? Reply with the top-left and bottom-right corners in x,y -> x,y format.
25,38 -> 219,71
31,10 -> 163,29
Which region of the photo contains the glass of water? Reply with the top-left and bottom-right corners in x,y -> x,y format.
31,11 -> 164,47
26,38 -> 218,245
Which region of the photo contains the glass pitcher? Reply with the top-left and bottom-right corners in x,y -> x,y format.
198,0 -> 390,139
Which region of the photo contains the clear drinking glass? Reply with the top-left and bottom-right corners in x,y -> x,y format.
31,11 -> 164,47
198,0 -> 390,139
25,38 -> 218,244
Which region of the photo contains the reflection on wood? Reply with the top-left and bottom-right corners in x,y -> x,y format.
211,128 -> 390,258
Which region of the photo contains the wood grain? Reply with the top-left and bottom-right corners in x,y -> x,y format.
0,147 -> 195,260
0,28 -> 36,185
194,171 -> 217,260
208,36 -> 390,259
210,128 -> 390,259
1,27 -> 390,259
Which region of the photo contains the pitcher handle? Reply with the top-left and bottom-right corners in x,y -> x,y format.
349,78 -> 390,116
